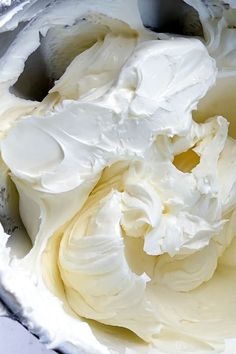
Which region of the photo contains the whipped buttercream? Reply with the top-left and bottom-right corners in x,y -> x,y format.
0,1 -> 236,354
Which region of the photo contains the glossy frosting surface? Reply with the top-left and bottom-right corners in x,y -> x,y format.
0,1 -> 236,354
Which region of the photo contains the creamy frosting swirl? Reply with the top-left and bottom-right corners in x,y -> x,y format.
0,1 -> 236,354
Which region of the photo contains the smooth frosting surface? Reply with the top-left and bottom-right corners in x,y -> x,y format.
0,1 -> 236,354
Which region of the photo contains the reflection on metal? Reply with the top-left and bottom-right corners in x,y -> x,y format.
10,34 -> 54,101
0,171 -> 32,259
0,317 -> 57,354
138,0 -> 203,36
0,0 -> 23,16
0,21 -> 27,58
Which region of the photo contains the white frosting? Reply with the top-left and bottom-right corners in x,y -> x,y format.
184,0 -> 236,76
0,1 -> 236,354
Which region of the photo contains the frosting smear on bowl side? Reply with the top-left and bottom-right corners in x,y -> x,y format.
0,1 -> 236,354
